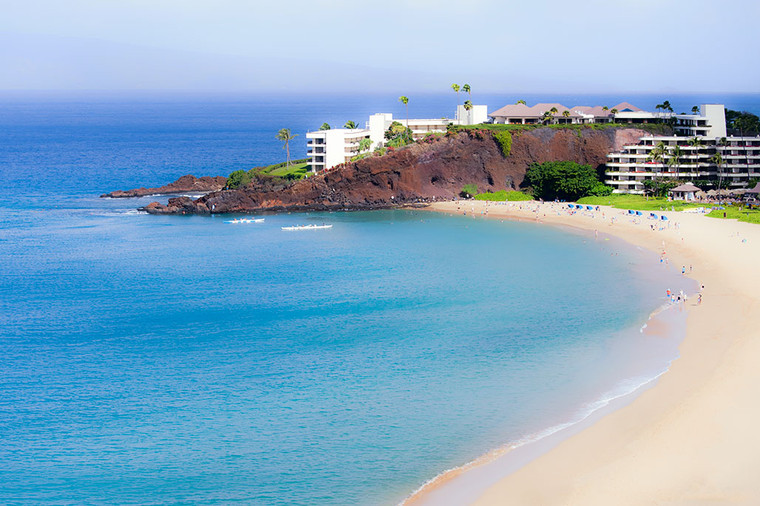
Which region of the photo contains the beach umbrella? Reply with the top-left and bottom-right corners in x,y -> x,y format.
660,215 -> 668,221
568,204 -> 574,208
635,211 -> 643,216
586,205 -> 594,210
576,204 -> 583,209
628,210 -> 635,215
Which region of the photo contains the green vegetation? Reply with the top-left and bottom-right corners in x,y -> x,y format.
492,130 -> 512,157
474,190 -> 533,202
226,158 -> 310,189
523,161 -> 611,201
460,184 -> 478,198
385,121 -> 413,148
319,123 -> 331,130
449,122 -> 672,136
707,205 -> 760,225
577,194 -> 704,211
725,109 -> 760,135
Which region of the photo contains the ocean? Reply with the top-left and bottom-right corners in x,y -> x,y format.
0,92 -> 746,504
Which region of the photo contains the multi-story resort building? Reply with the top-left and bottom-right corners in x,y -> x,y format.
306,104 -> 488,172
606,104 -> 760,193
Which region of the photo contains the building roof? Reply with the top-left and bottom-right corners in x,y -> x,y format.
611,102 -> 642,112
746,182 -> 760,194
571,105 -> 611,117
670,183 -> 701,193
489,102 -> 579,118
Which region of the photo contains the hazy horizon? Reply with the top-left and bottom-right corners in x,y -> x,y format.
1,0 -> 758,94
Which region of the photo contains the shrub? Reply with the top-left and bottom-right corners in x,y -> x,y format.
492,130 -> 512,157
226,169 -> 252,189
587,183 -> 613,197
460,184 -> 478,198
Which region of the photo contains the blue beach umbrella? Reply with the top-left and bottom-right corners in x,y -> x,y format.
635,211 -> 643,216
568,204 -> 574,208
660,215 -> 668,221
628,210 -> 635,215
586,206 -> 594,210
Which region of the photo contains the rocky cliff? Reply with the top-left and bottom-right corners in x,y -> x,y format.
101,174 -> 227,198
140,128 -> 648,215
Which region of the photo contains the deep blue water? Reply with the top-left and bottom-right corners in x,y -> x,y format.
0,93 -> 740,504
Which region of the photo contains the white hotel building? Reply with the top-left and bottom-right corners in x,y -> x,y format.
306,105 -> 488,172
606,104 -> 760,193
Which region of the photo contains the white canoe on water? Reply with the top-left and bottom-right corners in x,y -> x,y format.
281,224 -> 333,231
226,218 -> 265,224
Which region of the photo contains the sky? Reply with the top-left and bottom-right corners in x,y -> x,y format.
1,0 -> 758,94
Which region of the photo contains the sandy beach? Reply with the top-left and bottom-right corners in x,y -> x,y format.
412,199 -> 760,505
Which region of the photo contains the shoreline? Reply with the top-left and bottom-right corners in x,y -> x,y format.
409,199 -> 760,505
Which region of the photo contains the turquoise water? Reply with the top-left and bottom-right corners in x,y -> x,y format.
0,96 -> 703,504
0,205 -> 689,504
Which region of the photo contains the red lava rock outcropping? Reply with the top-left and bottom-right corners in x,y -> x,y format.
139,128 -> 650,215
101,174 -> 227,198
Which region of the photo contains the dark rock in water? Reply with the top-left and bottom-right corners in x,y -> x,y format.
140,128 -> 649,215
101,174 -> 227,198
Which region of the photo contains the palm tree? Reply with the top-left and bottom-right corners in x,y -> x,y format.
688,137 -> 703,177
462,83 -> 471,98
344,120 -> 357,129
541,111 -> 553,125
463,100 -> 473,111
602,106 -> 609,111
358,137 -> 372,153
516,99 -> 526,105
399,96 -> 409,127
692,105 -> 700,115
562,110 -> 570,123
276,128 -> 298,167
668,145 -> 683,180
711,152 -> 724,190
610,108 -> 618,115
319,123 -> 331,130
451,84 -> 460,111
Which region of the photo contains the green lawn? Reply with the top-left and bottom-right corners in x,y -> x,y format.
706,205 -> 760,224
474,190 -> 533,202
266,162 -> 310,178
577,194 -> 704,211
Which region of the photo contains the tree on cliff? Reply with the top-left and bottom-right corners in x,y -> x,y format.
451,84 -> 460,109
384,121 -> 413,147
462,83 -> 471,98
523,161 -> 602,201
319,123 -> 331,130
399,96 -> 409,126
276,128 -> 298,167
516,99 -> 526,105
